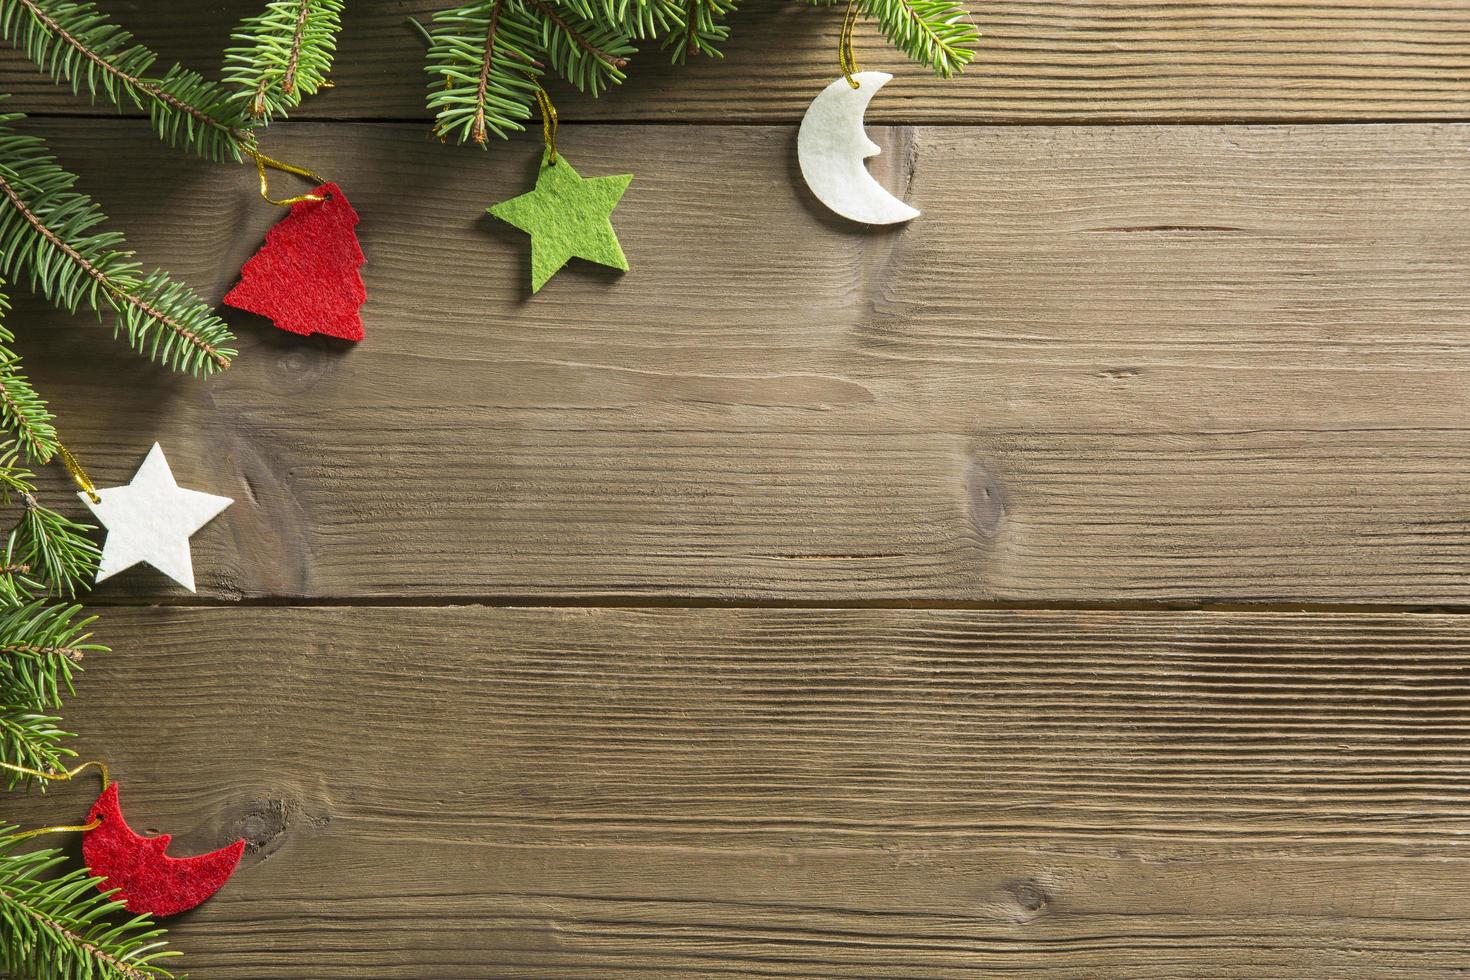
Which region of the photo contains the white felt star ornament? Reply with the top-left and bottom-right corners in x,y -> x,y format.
81,443 -> 233,592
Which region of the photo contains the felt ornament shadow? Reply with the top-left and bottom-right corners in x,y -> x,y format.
225,182 -> 366,341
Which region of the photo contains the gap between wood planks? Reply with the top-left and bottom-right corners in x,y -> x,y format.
73,594 -> 1470,614
10,110 -> 1470,127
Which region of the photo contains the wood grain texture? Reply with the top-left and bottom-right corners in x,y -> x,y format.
0,0 -> 1466,124
9,606 -> 1470,977
11,118 -> 1469,603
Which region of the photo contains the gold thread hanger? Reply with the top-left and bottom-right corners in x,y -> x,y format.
55,440 -> 99,505
535,85 -> 559,166
246,146 -> 330,206
1,760 -> 110,841
839,0 -> 862,89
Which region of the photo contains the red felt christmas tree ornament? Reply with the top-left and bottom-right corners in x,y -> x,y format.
225,152 -> 366,342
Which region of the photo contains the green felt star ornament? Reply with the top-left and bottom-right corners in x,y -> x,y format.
488,150 -> 633,292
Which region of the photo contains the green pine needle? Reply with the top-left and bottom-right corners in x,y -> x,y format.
8,501 -> 99,600
0,441 -> 100,795
0,831 -> 179,979
223,0 -> 344,124
0,112 -> 237,377
529,0 -> 634,96
556,0 -> 676,41
662,0 -> 735,62
425,1 -> 545,145
0,601 -> 101,711
0,0 -> 253,162
0,707 -> 71,783
0,443 -> 100,599
0,290 -> 58,464
421,0 -> 977,137
861,0 -> 977,78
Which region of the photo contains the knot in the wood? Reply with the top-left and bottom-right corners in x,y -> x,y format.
230,797 -> 290,856
271,346 -> 330,389
966,459 -> 1005,539
1007,878 -> 1049,914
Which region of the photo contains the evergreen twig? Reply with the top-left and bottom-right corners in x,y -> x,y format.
224,0 -> 345,123
0,831 -> 179,979
0,601 -> 101,714
529,0 -> 633,95
0,113 -> 236,376
0,0 -> 252,162
422,0 -> 974,136
0,291 -> 58,464
860,0 -> 977,78
425,0 -> 545,144
0,442 -> 100,599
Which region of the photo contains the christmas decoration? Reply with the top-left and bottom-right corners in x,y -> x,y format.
224,180 -> 367,341
0,1 -> 979,973
0,824 -> 179,978
799,72 -> 920,225
489,148 -> 632,292
83,781 -> 246,918
81,443 -> 233,593
0,4 -> 350,972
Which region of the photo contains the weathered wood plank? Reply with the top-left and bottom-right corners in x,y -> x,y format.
8,606 -> 1470,976
0,0 -> 1467,124
13,118 -> 1468,603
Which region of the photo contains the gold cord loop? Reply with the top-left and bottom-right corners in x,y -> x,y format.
839,0 -> 862,89
0,759 -> 110,789
9,818 -> 102,842
55,442 -> 99,505
535,85 -> 559,166
247,147 -> 329,206
2,760 -> 110,840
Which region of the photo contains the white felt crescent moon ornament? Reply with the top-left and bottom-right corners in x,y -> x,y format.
797,71 -> 920,225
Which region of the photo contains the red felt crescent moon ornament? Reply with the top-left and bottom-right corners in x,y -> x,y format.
82,782 -> 246,917
223,181 -> 367,342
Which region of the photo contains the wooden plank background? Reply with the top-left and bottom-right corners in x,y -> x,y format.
5,1 -> 1470,976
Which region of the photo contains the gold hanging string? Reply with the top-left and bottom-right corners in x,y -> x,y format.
2,759 -> 110,841
247,146 -> 329,206
535,85 -> 559,166
55,442 -> 99,505
839,0 -> 862,89
0,759 -> 110,788
9,817 -> 101,841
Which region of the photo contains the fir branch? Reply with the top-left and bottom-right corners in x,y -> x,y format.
561,0 -> 675,40
528,0 -> 633,96
552,0 -> 677,40
0,289 -> 58,464
8,496 -> 99,600
425,0 -> 544,144
0,834 -> 178,979
0,540 -> 43,607
0,442 -> 99,598
224,0 -> 344,123
663,0 -> 735,62
0,0 -> 253,162
0,113 -> 236,376
0,601 -> 100,711
860,0 -> 976,77
0,707 -> 71,782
